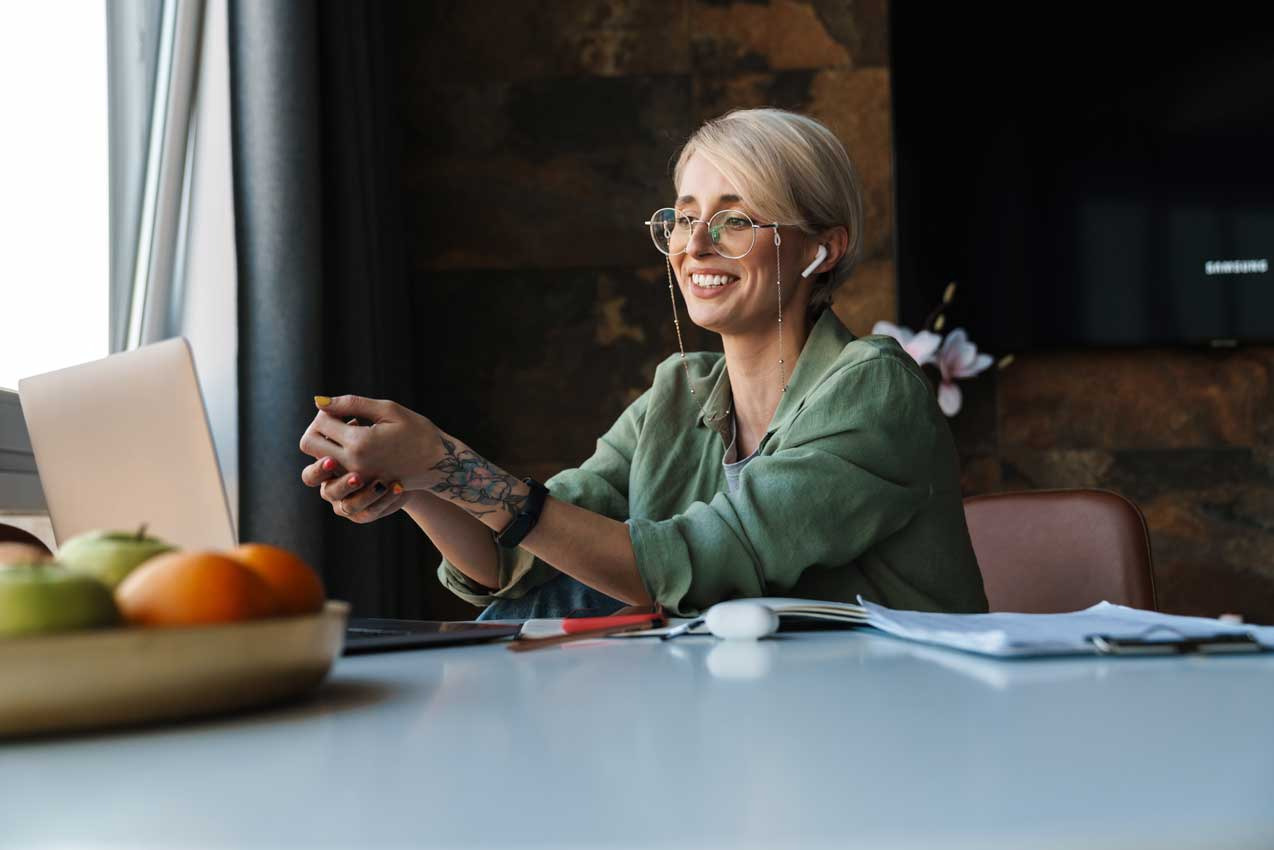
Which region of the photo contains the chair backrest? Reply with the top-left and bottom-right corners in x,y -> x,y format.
963,489 -> 1157,613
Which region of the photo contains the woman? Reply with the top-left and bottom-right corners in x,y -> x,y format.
298,108 -> 987,619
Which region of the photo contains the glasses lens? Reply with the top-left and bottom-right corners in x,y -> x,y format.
648,207 -> 691,256
708,209 -> 756,259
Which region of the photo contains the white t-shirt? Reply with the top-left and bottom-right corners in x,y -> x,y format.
722,411 -> 760,494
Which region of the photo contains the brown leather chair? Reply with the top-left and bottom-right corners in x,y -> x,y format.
963,489 -> 1158,613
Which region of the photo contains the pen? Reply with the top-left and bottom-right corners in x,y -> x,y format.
563,610 -> 664,634
660,617 -> 705,641
509,619 -> 662,652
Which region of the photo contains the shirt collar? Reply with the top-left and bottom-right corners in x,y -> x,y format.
695,308 -> 856,438
692,359 -> 734,442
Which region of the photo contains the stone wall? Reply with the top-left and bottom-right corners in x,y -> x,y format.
956,350 -> 1274,622
392,1 -> 1274,622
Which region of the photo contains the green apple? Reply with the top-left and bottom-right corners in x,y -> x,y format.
57,526 -> 175,590
0,564 -> 119,637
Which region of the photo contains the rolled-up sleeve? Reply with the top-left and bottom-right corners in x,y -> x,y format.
628,356 -> 938,616
437,389 -> 651,607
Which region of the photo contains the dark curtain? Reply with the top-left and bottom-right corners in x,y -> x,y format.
229,0 -> 443,618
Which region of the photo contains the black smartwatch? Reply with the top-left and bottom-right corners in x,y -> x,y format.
495,478 -> 550,549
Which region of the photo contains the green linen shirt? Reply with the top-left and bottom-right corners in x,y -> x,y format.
438,308 -> 988,616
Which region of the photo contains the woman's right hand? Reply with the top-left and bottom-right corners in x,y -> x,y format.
301,455 -> 411,524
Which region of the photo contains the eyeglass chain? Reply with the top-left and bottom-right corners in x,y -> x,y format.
664,227 -> 790,426
775,228 -> 787,394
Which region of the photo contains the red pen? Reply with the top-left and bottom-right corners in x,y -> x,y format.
562,608 -> 665,634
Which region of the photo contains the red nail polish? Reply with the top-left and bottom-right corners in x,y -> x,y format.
347,475 -> 359,487
321,458 -> 335,472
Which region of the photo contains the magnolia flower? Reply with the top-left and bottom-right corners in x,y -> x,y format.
935,328 -> 993,416
871,321 -> 942,367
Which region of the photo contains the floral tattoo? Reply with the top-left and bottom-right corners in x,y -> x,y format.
429,437 -> 526,519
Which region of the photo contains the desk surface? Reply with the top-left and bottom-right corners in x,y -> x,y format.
4,630 -> 1274,849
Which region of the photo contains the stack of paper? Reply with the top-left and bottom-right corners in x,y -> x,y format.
858,599 -> 1274,658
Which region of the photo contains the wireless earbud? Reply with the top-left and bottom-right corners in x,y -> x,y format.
801,244 -> 829,279
704,600 -> 780,640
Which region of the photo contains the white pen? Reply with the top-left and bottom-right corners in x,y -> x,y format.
660,617 -> 705,641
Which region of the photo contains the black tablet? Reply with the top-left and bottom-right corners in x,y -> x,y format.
343,618 -> 522,655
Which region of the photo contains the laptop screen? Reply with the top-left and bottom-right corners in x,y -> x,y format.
18,337 -> 236,550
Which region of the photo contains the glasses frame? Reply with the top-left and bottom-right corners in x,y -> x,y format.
644,207 -> 790,260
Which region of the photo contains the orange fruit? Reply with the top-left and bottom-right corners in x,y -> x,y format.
229,543 -> 325,616
115,551 -> 281,626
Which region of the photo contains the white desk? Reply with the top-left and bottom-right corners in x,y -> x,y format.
4,630 -> 1274,849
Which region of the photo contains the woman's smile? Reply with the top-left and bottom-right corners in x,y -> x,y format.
686,267 -> 742,298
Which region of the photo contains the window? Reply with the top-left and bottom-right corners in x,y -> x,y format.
0,4 -> 108,516
0,4 -> 109,392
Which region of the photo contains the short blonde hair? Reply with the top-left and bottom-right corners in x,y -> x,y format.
673,108 -> 864,318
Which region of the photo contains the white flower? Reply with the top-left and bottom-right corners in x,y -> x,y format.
871,321 -> 942,367
934,328 -> 993,417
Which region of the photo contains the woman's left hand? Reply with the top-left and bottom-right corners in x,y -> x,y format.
298,395 -> 445,492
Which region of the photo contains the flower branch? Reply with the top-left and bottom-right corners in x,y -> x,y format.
872,281 -> 1011,417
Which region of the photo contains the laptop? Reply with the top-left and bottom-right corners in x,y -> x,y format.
18,337 -> 520,653
19,337 -> 237,551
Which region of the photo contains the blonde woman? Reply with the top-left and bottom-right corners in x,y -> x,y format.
298,108 -> 988,619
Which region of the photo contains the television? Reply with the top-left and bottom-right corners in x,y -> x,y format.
890,4 -> 1274,350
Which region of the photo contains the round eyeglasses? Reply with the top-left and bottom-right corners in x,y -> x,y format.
645,207 -> 784,260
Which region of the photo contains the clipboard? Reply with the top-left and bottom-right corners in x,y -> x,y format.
1087,625 -> 1265,655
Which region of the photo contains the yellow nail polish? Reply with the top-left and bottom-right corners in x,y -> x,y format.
391,482 -> 404,495
314,395 -> 332,408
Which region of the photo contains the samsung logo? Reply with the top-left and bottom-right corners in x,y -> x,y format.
1205,259 -> 1268,275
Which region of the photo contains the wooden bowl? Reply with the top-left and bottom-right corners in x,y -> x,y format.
0,600 -> 349,738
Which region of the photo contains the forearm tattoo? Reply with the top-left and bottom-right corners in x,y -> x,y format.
429,437 -> 527,519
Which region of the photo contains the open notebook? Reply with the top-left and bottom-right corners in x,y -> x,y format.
518,597 -> 869,640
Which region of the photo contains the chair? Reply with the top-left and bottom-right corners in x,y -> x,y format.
963,489 -> 1158,613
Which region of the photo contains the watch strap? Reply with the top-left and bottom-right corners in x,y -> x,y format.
495,478 -> 549,549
